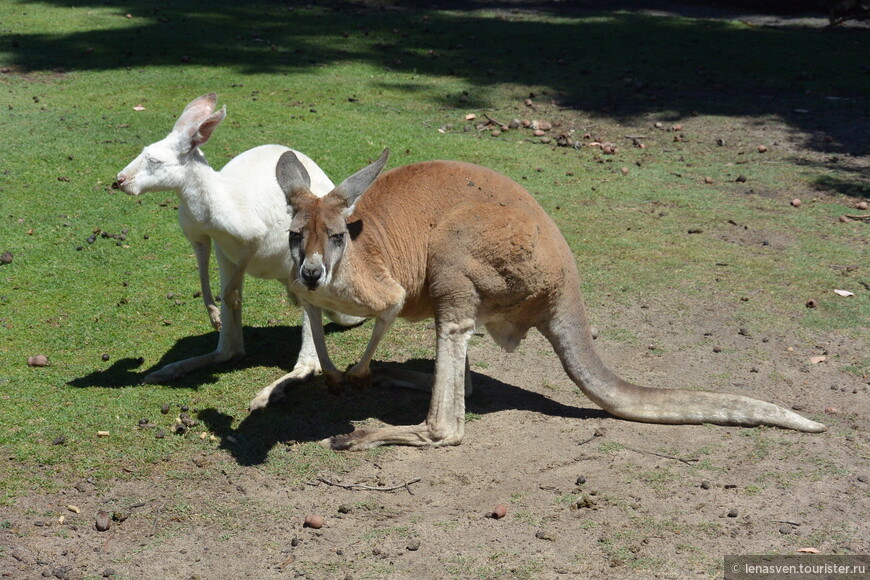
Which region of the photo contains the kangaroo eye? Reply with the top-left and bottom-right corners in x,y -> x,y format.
329,233 -> 345,245
288,231 -> 303,244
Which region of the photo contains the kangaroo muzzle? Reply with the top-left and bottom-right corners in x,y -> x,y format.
300,255 -> 325,289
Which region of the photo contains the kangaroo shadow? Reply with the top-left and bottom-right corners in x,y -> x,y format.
66,322 -> 357,390
198,358 -> 609,466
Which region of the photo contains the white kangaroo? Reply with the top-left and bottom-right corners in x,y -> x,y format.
115,92 -> 364,396
273,148 -> 826,451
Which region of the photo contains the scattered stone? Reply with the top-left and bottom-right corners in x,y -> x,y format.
490,504 -> 508,519
535,530 -> 556,541
304,514 -> 324,529
67,505 -> 80,514
0,251 -> 12,265
52,436 -> 66,446
102,569 -> 116,578
757,145 -> 768,153
406,539 -> 421,551
736,175 -> 747,183
101,353 -> 110,361
291,537 -> 301,547
738,327 -> 751,337
790,198 -> 802,208
856,201 -> 868,211
576,475 -> 587,485
160,404 -> 170,414
338,504 -> 352,514
154,429 -> 166,439
824,406 -> 840,415
713,346 -> 723,353
700,481 -> 712,490
779,524 -> 793,535
27,354 -> 49,367
857,475 -> 868,483
727,509 -> 738,518
95,510 -> 111,531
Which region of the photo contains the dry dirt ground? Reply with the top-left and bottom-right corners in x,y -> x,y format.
2,299 -> 868,580
2,6 -> 869,580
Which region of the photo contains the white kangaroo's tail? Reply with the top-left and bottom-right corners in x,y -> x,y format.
539,287 -> 827,433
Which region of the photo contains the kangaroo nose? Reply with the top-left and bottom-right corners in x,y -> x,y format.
301,264 -> 324,287
113,175 -> 126,189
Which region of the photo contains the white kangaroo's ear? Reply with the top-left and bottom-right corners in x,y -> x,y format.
173,93 -> 217,133
334,148 -> 389,215
190,106 -> 226,148
276,150 -> 313,208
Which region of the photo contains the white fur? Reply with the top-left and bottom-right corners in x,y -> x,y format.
116,93 -> 362,399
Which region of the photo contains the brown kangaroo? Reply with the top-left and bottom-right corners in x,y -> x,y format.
273,148 -> 826,451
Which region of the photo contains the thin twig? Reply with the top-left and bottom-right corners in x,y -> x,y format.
844,214 -> 870,221
483,113 -> 506,127
316,477 -> 422,494
149,504 -> 164,537
771,520 -> 802,526
623,445 -> 700,466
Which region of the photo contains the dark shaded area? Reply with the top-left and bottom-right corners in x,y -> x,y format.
3,0 -> 868,163
198,360 -> 609,466
67,322 -> 352,389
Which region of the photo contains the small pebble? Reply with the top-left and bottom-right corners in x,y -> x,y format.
52,436 -> 66,446
700,481 -> 712,490
95,510 -> 111,531
490,504 -> 508,519
727,509 -> 738,518
0,251 -> 12,265
779,524 -> 792,535
406,540 -> 421,551
27,354 -> 49,367
535,530 -> 556,541
576,475 -> 587,485
160,404 -> 170,414
304,514 -> 324,529
101,353 -> 110,361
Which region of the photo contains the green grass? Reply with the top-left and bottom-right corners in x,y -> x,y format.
0,0 -> 868,504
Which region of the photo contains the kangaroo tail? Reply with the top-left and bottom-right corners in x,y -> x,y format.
539,289 -> 827,433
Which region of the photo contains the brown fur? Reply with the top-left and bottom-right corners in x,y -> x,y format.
275,152 -> 826,451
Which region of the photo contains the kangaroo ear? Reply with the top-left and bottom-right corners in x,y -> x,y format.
333,148 -> 389,214
173,93 -> 217,133
276,150 -> 313,208
191,106 -> 226,147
